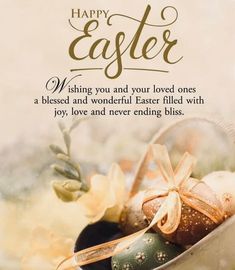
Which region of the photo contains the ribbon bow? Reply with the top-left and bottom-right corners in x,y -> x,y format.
56,144 -> 224,270
143,144 -> 224,234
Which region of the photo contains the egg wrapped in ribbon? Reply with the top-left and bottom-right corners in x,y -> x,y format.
55,145 -> 228,270
143,189 -> 219,246
111,233 -> 184,270
141,145 -> 225,246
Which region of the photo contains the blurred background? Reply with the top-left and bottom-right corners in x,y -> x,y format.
0,0 -> 234,269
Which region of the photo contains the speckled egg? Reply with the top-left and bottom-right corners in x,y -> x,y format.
203,171 -> 235,217
119,191 -> 149,235
143,198 -> 218,246
142,180 -> 223,246
111,233 -> 184,270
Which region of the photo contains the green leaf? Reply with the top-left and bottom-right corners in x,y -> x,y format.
63,130 -> 71,154
56,154 -> 80,177
51,164 -> 79,180
49,144 -> 66,155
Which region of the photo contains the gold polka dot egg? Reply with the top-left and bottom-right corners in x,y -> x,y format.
119,191 -> 149,235
142,179 -> 223,246
111,233 -> 184,270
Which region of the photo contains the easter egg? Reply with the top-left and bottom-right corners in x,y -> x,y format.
142,180 -> 222,246
203,171 -> 235,216
119,191 -> 148,235
111,233 -> 184,270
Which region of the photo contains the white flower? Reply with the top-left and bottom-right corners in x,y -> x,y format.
78,163 -> 127,223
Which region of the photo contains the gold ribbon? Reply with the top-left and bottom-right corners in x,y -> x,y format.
56,144 -> 225,270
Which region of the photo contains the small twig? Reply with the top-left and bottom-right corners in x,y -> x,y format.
63,129 -> 71,156
51,164 -> 79,180
49,118 -> 90,201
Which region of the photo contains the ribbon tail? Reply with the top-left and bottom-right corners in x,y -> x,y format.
56,197 -> 170,270
56,231 -> 144,270
174,153 -> 196,186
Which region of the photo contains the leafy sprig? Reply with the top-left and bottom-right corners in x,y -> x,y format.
50,118 -> 89,202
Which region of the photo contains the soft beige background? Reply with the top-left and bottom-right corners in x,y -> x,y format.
0,1 -> 235,269
0,0 -> 235,145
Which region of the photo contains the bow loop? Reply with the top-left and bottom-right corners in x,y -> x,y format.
157,191 -> 182,234
151,144 -> 175,186
143,145 -> 196,235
